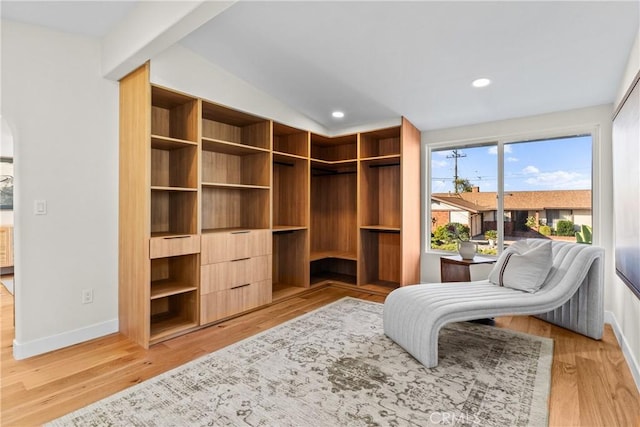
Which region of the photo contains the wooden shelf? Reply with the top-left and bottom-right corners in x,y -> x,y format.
201,182 -> 270,190
360,225 -> 401,232
273,225 -> 307,232
149,315 -> 198,343
310,272 -> 356,286
310,251 -> 357,262
310,158 -> 357,165
202,137 -> 270,155
151,135 -> 198,150
201,227 -> 270,234
273,151 -> 308,162
360,154 -> 401,166
150,279 -> 198,300
151,186 -> 198,192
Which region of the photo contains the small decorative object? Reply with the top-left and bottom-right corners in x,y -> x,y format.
458,240 -> 477,260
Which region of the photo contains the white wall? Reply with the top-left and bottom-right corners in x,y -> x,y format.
421,103 -> 640,388
1,20 -> 119,358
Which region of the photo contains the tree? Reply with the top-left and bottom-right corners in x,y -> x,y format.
453,178 -> 473,193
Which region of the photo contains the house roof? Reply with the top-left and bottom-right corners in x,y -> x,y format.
432,190 -> 592,211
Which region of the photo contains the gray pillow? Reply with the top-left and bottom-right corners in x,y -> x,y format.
489,240 -> 553,292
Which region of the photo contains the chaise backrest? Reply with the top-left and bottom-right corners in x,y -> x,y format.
525,238 -> 604,339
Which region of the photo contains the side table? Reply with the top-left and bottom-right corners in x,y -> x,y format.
440,255 -> 496,282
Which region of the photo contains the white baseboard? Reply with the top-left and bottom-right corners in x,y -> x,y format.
12,318 -> 119,360
605,310 -> 640,393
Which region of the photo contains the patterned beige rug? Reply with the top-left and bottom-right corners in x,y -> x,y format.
48,297 -> 552,426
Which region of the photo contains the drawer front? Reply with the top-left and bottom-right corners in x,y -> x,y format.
149,235 -> 200,259
201,255 -> 272,294
200,279 -> 272,324
201,229 -> 271,264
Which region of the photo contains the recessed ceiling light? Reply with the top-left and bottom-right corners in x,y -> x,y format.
332,111 -> 345,118
472,78 -> 491,88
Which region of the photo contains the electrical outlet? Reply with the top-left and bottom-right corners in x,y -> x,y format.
82,289 -> 93,304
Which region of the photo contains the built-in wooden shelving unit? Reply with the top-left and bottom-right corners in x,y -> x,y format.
119,63 -> 421,349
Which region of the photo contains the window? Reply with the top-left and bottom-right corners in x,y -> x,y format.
429,134 -> 593,254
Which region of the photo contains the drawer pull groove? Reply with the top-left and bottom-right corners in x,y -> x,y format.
231,257 -> 250,262
162,235 -> 190,240
231,283 -> 251,290
231,230 -> 251,235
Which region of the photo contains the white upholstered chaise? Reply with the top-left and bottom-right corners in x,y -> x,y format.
383,239 -> 604,368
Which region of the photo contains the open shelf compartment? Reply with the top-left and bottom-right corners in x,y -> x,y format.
151,86 -> 199,143
273,154 -> 308,229
360,159 -> 401,229
359,229 -> 400,287
151,190 -> 198,236
273,229 -> 309,294
151,144 -> 198,189
201,187 -> 270,231
202,149 -> 270,187
359,126 -> 401,159
273,122 -> 309,157
311,133 -> 357,162
201,100 -> 270,150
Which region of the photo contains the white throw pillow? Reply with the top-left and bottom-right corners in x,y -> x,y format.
488,240 -> 553,292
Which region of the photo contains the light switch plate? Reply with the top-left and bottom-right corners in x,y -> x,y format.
34,200 -> 47,215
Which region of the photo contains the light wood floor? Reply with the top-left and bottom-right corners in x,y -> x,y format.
2,283 -> 639,426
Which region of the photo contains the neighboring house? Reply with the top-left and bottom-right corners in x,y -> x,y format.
431,187 -> 592,237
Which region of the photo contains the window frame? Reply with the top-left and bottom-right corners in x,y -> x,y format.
425,126 -> 599,256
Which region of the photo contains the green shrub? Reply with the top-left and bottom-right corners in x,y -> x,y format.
484,230 -> 497,240
433,222 -> 470,243
539,225 -> 552,236
556,220 -> 575,236
525,216 -> 537,229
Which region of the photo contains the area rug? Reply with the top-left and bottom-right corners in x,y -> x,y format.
47,297 -> 553,426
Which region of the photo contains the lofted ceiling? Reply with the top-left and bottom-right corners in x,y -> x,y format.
2,1 -> 638,132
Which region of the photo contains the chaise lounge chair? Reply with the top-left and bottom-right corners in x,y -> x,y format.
383,239 -> 604,368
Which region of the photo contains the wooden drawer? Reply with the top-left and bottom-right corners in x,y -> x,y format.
201,255 -> 271,294
201,229 -> 271,264
200,279 -> 272,324
149,235 -> 200,259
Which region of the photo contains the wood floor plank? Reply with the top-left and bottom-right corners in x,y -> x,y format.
1,284 -> 638,426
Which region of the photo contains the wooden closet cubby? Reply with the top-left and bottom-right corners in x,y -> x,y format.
359,157 -> 401,230
311,133 -> 357,162
359,126 -> 401,158
271,123 -> 310,297
273,122 -> 309,158
310,146 -> 357,284
359,230 -> 401,286
149,254 -> 200,343
151,86 -> 199,143
151,190 -> 198,236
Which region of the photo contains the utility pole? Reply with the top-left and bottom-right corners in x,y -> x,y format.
447,149 -> 466,193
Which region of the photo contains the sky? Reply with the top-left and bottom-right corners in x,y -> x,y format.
431,135 -> 592,193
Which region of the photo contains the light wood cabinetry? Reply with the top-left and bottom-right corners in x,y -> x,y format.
310,133 -> 358,285
120,64 -> 201,348
120,64 -> 421,348
200,230 -> 272,324
272,123 -> 310,298
358,119 -> 421,287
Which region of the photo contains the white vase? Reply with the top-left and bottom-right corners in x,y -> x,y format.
458,241 -> 477,260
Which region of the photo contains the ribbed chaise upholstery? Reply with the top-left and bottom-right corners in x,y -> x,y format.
383,239 -> 604,368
